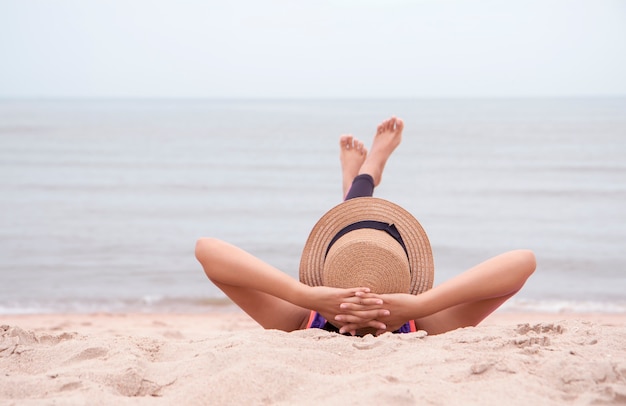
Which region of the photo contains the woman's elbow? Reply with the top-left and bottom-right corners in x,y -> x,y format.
514,249 -> 537,278
195,237 -> 219,265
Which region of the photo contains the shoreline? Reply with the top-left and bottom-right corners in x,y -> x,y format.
3,297 -> 624,316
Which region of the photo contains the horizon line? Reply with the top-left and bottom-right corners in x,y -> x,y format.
1,94 -> 625,103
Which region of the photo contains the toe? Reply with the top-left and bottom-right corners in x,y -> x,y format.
356,139 -> 365,153
376,122 -> 385,135
340,134 -> 353,149
395,118 -> 404,132
388,116 -> 397,131
383,117 -> 394,132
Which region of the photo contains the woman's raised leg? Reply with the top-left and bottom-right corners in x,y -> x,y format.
358,116 -> 403,188
342,116 -> 404,200
339,134 -> 367,198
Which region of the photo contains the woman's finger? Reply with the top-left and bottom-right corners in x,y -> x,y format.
354,291 -> 382,299
335,309 -> 389,323
351,309 -> 390,319
339,299 -> 384,310
346,287 -> 371,295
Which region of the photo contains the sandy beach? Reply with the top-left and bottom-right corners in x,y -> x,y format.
1,311 -> 625,405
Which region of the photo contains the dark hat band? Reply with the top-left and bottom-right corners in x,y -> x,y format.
324,220 -> 409,259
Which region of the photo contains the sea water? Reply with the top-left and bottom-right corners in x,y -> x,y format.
0,98 -> 625,314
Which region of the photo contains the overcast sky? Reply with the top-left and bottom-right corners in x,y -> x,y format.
1,0 -> 625,99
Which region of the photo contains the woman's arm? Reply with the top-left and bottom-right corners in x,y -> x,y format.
196,237 -> 389,332
336,250 -> 536,335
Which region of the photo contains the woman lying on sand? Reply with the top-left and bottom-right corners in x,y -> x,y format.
195,117 -> 536,336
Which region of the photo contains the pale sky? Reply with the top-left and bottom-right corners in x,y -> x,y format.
1,0 -> 625,99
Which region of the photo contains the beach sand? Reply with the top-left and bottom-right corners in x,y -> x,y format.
1,311 -> 625,405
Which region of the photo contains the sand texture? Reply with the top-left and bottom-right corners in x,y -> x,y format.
1,312 -> 625,405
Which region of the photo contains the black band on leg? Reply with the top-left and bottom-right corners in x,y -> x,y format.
345,174 -> 375,200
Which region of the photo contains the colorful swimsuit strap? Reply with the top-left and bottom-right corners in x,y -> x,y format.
306,311 -> 415,334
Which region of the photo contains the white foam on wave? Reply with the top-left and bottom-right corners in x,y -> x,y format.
500,298 -> 626,313
0,296 -> 235,315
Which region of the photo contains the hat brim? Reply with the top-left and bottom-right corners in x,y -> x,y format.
299,197 -> 434,295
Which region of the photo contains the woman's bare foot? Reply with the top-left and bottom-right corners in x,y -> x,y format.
358,116 -> 403,186
340,134 -> 367,198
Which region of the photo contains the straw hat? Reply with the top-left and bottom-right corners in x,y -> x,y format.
299,197 -> 434,295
